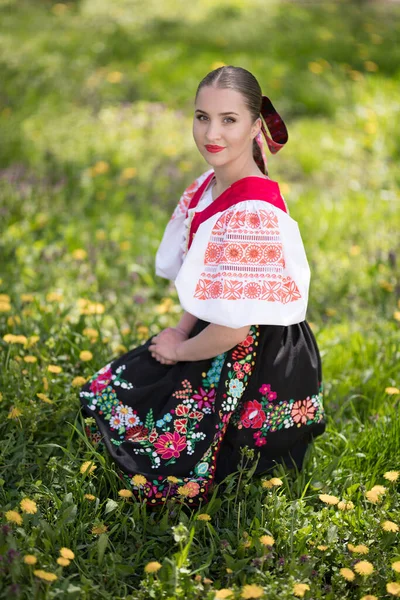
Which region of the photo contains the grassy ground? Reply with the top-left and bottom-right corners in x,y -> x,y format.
0,0 -> 399,598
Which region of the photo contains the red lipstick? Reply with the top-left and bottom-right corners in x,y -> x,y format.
205,145 -> 225,153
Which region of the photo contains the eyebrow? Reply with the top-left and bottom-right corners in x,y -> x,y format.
195,109 -> 239,116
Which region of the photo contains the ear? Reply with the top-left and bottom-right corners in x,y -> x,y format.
251,116 -> 262,139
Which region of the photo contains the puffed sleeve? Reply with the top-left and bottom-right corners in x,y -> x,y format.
174,199 -> 310,328
155,169 -> 214,281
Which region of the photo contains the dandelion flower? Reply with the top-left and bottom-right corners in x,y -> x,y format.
240,584 -> 264,599
317,545 -> 328,551
33,569 -> 58,582
177,485 -> 191,497
360,596 -> 378,600
354,560 -> 374,575
259,535 -> 275,546
319,494 -> 339,505
8,407 -> 23,419
381,521 -> 399,533
338,500 -> 354,511
91,524 -> 108,535
79,350 -> 93,362
262,480 -> 274,489
118,489 -> 133,498
20,498 -> 37,514
203,578 -> 213,584
365,485 -> 387,503
23,356 -> 37,363
59,547 -> 75,560
293,583 -> 310,598
23,555 -> 37,565
348,544 -> 369,554
385,387 -> 400,395
197,514 -> 211,521
144,561 -> 162,573
72,249 -> 87,260
47,365 -> 62,374
57,557 -> 70,566
84,494 -> 96,501
339,568 -> 355,581
392,561 -> 400,573
384,471 -> 399,482
5,510 -> 23,525
80,461 -> 96,475
131,474 -> 147,487
72,376 -> 87,386
36,393 -> 53,404
387,582 -> 400,596
215,590 -> 234,599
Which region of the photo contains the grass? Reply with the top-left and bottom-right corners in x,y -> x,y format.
0,0 -> 399,598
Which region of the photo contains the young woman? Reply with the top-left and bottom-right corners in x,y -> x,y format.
79,65 -> 326,506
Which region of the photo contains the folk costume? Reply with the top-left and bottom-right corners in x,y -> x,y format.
79,96 -> 326,506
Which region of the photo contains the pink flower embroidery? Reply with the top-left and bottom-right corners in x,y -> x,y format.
259,384 -> 271,395
243,363 -> 252,373
240,400 -> 266,429
291,398 -> 316,425
233,362 -> 242,371
154,431 -> 187,460
90,368 -> 112,393
268,391 -> 277,401
242,335 -> 254,348
185,481 -> 200,497
193,387 -> 216,410
236,371 -> 245,380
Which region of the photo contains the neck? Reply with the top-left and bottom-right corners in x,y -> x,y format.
211,155 -> 265,194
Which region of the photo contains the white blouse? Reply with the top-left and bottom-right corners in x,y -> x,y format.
156,170 -> 310,328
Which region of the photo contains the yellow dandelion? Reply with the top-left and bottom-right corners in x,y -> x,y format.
360,596 -> 378,600
8,407 -> 23,419
84,494 -> 96,501
80,461 -> 96,475
23,554 -> 37,565
394,311 -> 400,322
3,334 -> 17,343
59,547 -> 74,560
79,350 -> 93,361
33,569 -> 58,582
365,485 -> 387,503
0,293 -> 10,302
20,498 -> 37,514
339,567 -> 355,581
293,583 -> 310,598
348,544 -> 369,554
20,293 -> 35,302
338,500 -> 354,511
261,479 -> 274,489
72,249 -> 87,260
83,328 -> 99,339
269,477 -> 283,486
5,510 -> 23,525
46,292 -> 63,302
259,534 -> 275,546
0,302 -> 11,312
121,167 -> 137,180
131,474 -> 147,487
47,365 -> 62,374
12,335 -> 28,344
317,545 -> 328,551
7,315 -> 21,326
354,560 -> 374,575
197,514 -> 211,521
240,584 -> 264,599
72,376 -> 87,387
384,471 -> 399,482
392,561 -> 400,573
385,387 -> 400,395
23,355 -> 37,363
167,475 -> 179,484
319,494 -> 339,505
36,393 -> 53,404
57,557 -> 70,566
226,568 -> 233,574
215,590 -> 234,599
381,521 -> 399,533
177,485 -> 191,497
118,489 -> 133,498
387,582 -> 400,596
92,161 -> 109,175
144,561 -> 162,573
106,71 -> 123,83
91,524 -> 108,535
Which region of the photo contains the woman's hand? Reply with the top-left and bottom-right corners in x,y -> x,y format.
148,327 -> 188,365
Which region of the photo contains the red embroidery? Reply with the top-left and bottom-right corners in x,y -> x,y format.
194,208 -> 301,304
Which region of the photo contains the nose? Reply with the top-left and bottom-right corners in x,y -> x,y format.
205,120 -> 222,143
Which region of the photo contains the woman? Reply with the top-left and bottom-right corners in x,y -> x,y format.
79,65 -> 326,506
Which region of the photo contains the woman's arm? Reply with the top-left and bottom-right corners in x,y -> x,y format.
149,322 -> 251,363
175,311 -> 198,336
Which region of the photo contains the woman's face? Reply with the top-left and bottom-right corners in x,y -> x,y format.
193,86 -> 260,168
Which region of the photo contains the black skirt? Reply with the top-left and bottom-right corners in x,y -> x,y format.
79,319 -> 326,506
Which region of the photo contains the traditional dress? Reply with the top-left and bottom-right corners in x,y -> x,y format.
79,169 -> 326,506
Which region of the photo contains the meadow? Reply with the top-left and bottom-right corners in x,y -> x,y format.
0,0 -> 399,598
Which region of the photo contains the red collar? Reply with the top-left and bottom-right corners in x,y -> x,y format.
187,173 -> 286,250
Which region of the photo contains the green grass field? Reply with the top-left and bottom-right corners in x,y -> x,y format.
0,0 -> 399,598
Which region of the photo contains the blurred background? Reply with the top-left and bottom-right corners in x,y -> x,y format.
0,0 -> 399,341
